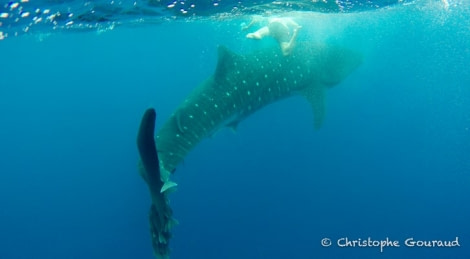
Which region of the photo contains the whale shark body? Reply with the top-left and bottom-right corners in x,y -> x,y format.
137,43 -> 362,258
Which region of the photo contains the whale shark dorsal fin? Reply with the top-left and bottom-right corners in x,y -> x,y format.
214,45 -> 241,84
301,84 -> 325,130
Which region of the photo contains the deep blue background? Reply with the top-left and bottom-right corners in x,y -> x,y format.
1,2 -> 469,258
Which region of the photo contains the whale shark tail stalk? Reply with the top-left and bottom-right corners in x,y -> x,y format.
137,108 -> 177,259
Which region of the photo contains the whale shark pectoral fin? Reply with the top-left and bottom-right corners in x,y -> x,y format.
301,84 -> 326,130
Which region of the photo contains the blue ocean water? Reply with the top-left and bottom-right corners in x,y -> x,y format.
1,0 -> 469,258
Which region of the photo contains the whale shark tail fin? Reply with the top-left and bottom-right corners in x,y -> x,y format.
137,108 -> 177,259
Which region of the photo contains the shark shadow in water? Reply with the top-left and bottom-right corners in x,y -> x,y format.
137,43 -> 362,258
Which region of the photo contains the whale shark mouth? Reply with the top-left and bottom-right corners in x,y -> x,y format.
137,43 -> 362,258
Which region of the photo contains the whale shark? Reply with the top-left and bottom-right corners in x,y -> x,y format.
137,43 -> 362,258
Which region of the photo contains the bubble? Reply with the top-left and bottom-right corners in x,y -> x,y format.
10,3 -> 19,10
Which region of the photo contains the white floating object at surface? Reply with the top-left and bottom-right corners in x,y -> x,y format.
46,14 -> 56,21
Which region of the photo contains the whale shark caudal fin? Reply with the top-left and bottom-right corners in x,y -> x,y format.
137,108 -> 177,259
